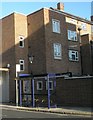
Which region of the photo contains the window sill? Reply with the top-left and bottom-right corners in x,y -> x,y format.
19,46 -> 24,48
52,31 -> 61,34
69,59 -> 79,62
68,39 -> 78,42
54,57 -> 62,60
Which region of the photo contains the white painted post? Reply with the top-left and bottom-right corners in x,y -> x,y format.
16,64 -> 20,106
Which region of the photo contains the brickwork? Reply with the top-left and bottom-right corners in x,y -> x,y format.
25,76 -> 93,107
1,3 -> 93,103
56,77 -> 93,107
2,13 -> 16,102
27,8 -> 82,75
2,13 -> 29,102
81,34 -> 93,75
27,9 -> 46,75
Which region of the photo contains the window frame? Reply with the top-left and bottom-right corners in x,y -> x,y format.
37,81 -> 43,90
46,81 -> 53,90
52,19 -> 60,33
68,30 -> 77,41
19,36 -> 24,48
81,23 -> 87,31
69,50 -> 79,61
19,59 -> 24,71
53,43 -> 62,60
91,25 -> 93,33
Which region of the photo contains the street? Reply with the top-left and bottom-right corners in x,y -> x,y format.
0,106 -> 92,119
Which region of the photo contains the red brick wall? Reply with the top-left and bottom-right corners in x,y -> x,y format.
81,34 -> 93,75
27,9 -> 46,75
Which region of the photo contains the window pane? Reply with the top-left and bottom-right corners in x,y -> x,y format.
91,25 -> 93,32
72,54 -> 75,60
19,36 -> 24,47
54,43 -> 62,59
19,60 -> 24,71
37,81 -> 43,90
46,81 -> 53,90
69,50 -> 79,61
39,82 -> 42,89
20,64 -> 23,70
68,30 -> 77,41
20,41 -> 23,47
81,23 -> 87,30
52,19 -> 60,33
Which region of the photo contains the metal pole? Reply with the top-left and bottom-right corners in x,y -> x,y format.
47,74 -> 50,109
16,79 -> 18,106
32,78 -> 35,107
16,64 -> 20,106
19,80 -> 22,106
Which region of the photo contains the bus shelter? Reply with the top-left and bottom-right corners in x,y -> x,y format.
16,73 -> 71,109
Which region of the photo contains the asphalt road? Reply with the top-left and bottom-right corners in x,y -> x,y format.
1,107 -> 91,119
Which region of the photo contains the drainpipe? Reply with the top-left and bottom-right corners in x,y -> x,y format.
90,40 -> 93,75
78,27 -> 83,75
31,78 -> 35,107
47,74 -> 50,109
19,80 -> 22,106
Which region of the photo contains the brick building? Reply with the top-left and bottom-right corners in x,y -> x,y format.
1,3 -> 93,103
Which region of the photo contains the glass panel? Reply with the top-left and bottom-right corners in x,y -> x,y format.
52,19 -> 60,33
54,43 -> 61,59
72,54 -> 75,60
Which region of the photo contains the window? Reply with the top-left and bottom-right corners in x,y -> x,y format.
66,17 -> 77,25
69,50 -> 79,61
81,23 -> 87,30
19,60 -> 24,71
70,19 -> 77,25
53,43 -> 62,59
68,30 -> 77,41
37,81 -> 43,90
46,81 -> 53,90
52,19 -> 60,33
19,36 -> 24,48
92,25 -> 93,32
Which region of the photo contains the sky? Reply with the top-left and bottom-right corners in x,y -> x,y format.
0,2 -> 92,20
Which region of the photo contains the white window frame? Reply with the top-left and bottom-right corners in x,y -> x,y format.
81,23 -> 87,31
37,81 -> 43,90
69,50 -> 79,61
91,25 -> 93,33
46,81 -> 53,90
68,30 -> 77,41
52,19 -> 60,33
19,60 -> 24,71
70,19 -> 77,25
19,36 -> 24,48
53,43 -> 62,59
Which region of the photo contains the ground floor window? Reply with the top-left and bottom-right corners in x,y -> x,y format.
37,81 -> 43,90
46,81 -> 53,90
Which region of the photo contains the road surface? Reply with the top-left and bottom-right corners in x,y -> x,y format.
0,106 -> 92,119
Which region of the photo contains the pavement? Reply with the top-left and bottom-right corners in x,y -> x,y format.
0,103 -> 93,117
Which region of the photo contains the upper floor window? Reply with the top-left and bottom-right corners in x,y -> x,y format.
81,23 -> 87,31
92,25 -> 93,32
70,19 -> 77,24
19,36 -> 24,48
52,19 -> 60,33
69,50 -> 79,61
53,43 -> 62,59
46,81 -> 53,90
68,30 -> 77,41
19,60 -> 24,71
37,81 -> 43,90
